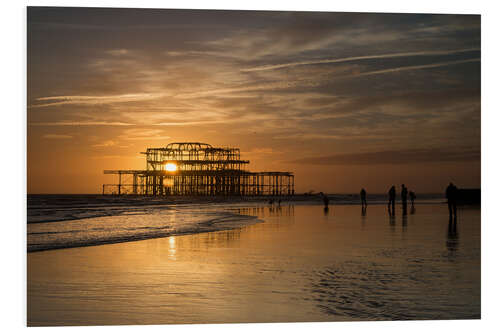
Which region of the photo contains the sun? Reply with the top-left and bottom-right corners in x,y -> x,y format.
164,163 -> 177,172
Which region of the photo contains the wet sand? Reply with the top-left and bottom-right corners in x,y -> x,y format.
28,203 -> 480,326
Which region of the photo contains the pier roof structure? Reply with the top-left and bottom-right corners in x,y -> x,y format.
103,142 -> 294,196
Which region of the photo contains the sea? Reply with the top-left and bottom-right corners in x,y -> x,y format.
27,194 -> 480,325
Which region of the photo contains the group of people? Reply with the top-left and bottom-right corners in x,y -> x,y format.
387,184 -> 416,216
319,183 -> 458,219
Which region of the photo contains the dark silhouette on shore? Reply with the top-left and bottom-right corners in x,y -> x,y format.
409,191 -> 416,208
360,188 -> 367,209
401,184 -> 408,216
320,192 -> 329,209
388,185 -> 396,216
446,183 -> 458,219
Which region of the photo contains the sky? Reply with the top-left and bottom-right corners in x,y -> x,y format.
27,7 -> 480,194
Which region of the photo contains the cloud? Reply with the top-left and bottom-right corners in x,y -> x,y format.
242,147 -> 280,155
30,93 -> 167,108
117,128 -> 170,141
42,134 -> 73,139
92,140 -> 116,148
105,49 -> 129,56
348,58 -> 480,78
288,148 -> 480,165
29,121 -> 135,126
241,48 -> 479,72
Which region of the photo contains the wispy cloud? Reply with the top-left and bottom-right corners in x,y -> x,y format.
288,148 -> 480,165
348,58 -> 480,78
42,134 -> 73,139
30,121 -> 135,126
105,49 -> 129,56
242,48 -> 479,72
92,140 -> 116,147
118,128 -> 170,141
30,93 -> 167,108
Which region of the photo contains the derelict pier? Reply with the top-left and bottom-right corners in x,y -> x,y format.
102,142 -> 294,196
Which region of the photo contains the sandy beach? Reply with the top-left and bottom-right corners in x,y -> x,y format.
28,202 -> 480,326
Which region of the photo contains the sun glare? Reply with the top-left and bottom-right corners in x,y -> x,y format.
165,163 -> 177,172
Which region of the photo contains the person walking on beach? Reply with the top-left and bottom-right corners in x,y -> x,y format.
320,192 -> 329,209
409,191 -> 416,208
360,188 -> 367,209
401,184 -> 408,215
388,185 -> 396,216
446,183 -> 458,219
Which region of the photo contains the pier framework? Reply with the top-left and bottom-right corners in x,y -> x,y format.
103,142 -> 294,196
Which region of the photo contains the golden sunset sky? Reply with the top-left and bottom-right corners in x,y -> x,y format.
27,7 -> 480,194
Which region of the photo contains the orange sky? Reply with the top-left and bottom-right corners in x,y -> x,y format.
27,8 -> 480,194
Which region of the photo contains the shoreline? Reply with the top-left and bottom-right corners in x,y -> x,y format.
28,203 -> 480,325
27,193 -> 448,224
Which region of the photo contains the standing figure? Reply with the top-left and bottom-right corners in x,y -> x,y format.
320,192 -> 329,209
360,188 -> 367,209
388,185 -> 396,216
401,184 -> 408,215
409,191 -> 416,208
446,183 -> 458,220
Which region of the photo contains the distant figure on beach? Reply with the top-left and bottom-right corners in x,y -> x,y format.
409,191 -> 416,207
401,184 -> 408,215
360,188 -> 367,209
446,183 -> 458,219
388,185 -> 396,216
320,192 -> 329,209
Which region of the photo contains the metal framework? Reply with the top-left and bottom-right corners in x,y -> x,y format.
103,142 -> 294,196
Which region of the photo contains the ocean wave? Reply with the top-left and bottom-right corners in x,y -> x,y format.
27,208 -> 261,252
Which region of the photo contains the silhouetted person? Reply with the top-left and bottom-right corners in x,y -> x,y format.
360,188 -> 367,209
409,191 -> 416,208
320,192 -> 329,209
388,185 -> 396,216
401,184 -> 408,215
446,183 -> 458,219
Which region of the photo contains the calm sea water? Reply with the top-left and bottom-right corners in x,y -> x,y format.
28,202 -> 480,325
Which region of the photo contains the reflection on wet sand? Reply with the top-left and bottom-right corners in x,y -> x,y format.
28,204 -> 480,325
235,204 -> 295,218
389,215 -> 396,233
309,205 -> 478,321
446,217 -> 459,254
323,206 -> 329,216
